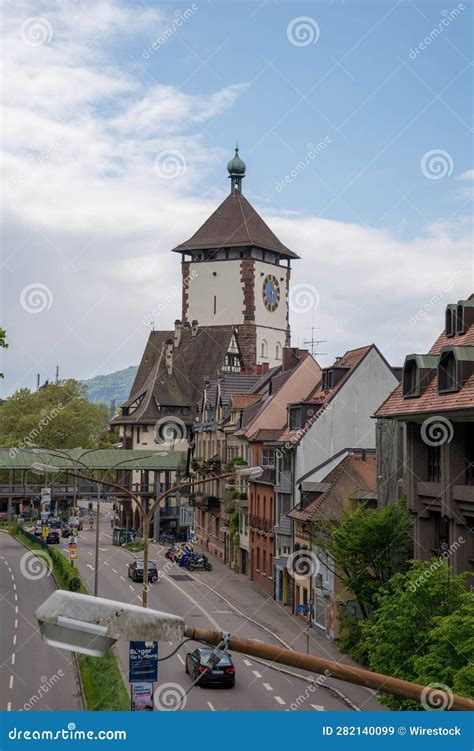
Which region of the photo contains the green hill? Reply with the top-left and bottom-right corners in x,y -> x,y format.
83,365 -> 137,405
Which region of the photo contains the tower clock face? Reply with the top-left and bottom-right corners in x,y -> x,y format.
262,274 -> 280,312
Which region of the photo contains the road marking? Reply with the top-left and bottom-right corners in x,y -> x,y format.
120,576 -> 126,582
99,548 -> 107,551
104,561 -> 110,566
14,594 -> 18,602
86,564 -> 94,571
311,704 -> 325,711
88,552 -> 92,556
112,569 -> 118,574
15,606 -> 18,614
129,585 -> 135,591
252,670 -> 262,679
274,696 -> 285,705
13,634 -> 17,646
11,573 -> 15,580
14,620 -> 18,629
7,702 -> 11,711
177,654 -> 185,665
11,653 -> 15,666
243,659 -> 252,667
13,584 -> 16,590
207,701 -> 215,711
263,683 -> 273,691
9,675 -> 14,689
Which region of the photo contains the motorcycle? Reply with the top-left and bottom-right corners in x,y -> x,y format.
186,553 -> 213,571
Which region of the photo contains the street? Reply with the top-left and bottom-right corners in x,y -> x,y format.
0,532 -> 82,711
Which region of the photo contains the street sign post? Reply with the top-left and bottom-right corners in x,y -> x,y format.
129,641 -> 158,683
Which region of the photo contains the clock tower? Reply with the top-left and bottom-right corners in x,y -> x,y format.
172,147 -> 300,370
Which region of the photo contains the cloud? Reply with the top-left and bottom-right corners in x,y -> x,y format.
1,0 -> 472,398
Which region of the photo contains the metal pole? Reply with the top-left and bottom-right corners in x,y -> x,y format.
142,516 -> 150,608
94,483 -> 101,597
183,624 -> 474,711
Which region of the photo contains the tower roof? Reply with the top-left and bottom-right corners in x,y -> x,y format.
227,145 -> 246,176
172,191 -> 300,259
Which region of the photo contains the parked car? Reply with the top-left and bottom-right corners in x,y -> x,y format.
185,647 -> 235,687
46,529 -> 60,544
49,518 -> 61,529
127,560 -> 158,583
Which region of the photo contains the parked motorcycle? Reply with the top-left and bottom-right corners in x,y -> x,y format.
186,553 -> 213,572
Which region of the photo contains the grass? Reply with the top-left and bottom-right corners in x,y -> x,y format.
10,525 -> 130,711
123,539 -> 144,552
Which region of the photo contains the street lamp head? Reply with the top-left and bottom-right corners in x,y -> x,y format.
235,466 -> 263,479
35,591 -> 185,657
31,462 -> 61,473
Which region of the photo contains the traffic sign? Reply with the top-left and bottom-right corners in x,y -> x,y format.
129,641 -> 158,683
297,604 -> 309,615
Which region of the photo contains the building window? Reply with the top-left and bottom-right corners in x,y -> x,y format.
438,351 -> 459,392
445,307 -> 454,337
427,445 -> 441,483
262,550 -> 266,575
466,425 -> 474,485
403,359 -> 419,398
322,370 -> 333,390
256,547 -> 260,571
289,406 -> 302,430
456,304 -> 464,335
275,342 -> 282,360
261,339 -> 268,358
262,448 -> 275,468
136,426 -> 140,443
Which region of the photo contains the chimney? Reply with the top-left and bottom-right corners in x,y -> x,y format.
282,346 -> 300,372
165,338 -> 173,376
191,319 -> 199,337
174,319 -> 183,348
256,363 -> 270,376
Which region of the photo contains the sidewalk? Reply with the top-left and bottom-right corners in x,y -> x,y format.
152,540 -> 384,711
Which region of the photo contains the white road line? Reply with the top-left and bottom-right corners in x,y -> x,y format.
112,569 -> 118,574
11,573 -> 15,580
14,620 -> 18,629
263,683 -> 273,691
13,584 -> 16,590
207,701 -> 215,711
243,659 -> 252,667
86,564 -> 94,571
99,548 -> 107,551
88,552 -> 92,556
274,696 -> 285,705
9,675 -> 14,689
120,576 -> 126,582
7,702 -> 11,711
252,670 -> 262,679
15,606 -> 18,614
13,635 -> 17,646
14,594 -> 18,602
11,653 -> 15,666
177,654 -> 185,666
104,561 -> 110,566
129,585 -> 135,591
311,704 -> 325,711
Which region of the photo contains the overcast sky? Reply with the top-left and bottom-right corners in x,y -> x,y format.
1,0 -> 472,398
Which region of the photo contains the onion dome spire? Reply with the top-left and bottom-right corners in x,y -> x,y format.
227,143 -> 246,194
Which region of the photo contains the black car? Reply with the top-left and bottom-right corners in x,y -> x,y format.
185,647 -> 236,687
46,530 -> 60,544
127,560 -> 158,583
49,518 -> 61,529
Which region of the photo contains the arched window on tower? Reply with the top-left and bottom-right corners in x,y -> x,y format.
261,339 -> 268,359
275,342 -> 282,360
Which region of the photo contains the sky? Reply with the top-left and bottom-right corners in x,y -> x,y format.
1,0 -> 472,397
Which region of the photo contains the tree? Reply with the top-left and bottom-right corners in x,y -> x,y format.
0,379 -> 110,450
318,500 -> 412,620
0,328 -> 7,379
414,589 -> 474,700
361,560 -> 466,709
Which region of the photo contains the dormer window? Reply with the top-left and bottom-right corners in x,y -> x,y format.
403,358 -> 419,398
456,304 -> 464,335
445,305 -> 455,337
322,370 -> 333,390
438,350 -> 459,393
289,406 -> 302,430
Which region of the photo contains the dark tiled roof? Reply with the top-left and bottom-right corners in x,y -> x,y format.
202,374 -> 261,411
289,452 -> 377,522
112,326 -> 236,425
172,192 -> 299,259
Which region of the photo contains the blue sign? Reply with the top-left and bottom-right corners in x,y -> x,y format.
297,604 -> 309,615
129,641 -> 158,683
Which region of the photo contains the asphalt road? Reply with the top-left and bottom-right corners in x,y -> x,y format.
0,532 -> 82,711
71,503 -> 352,712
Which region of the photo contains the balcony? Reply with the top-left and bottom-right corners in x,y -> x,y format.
158,505 -> 180,518
249,514 -> 274,534
189,494 -> 221,510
